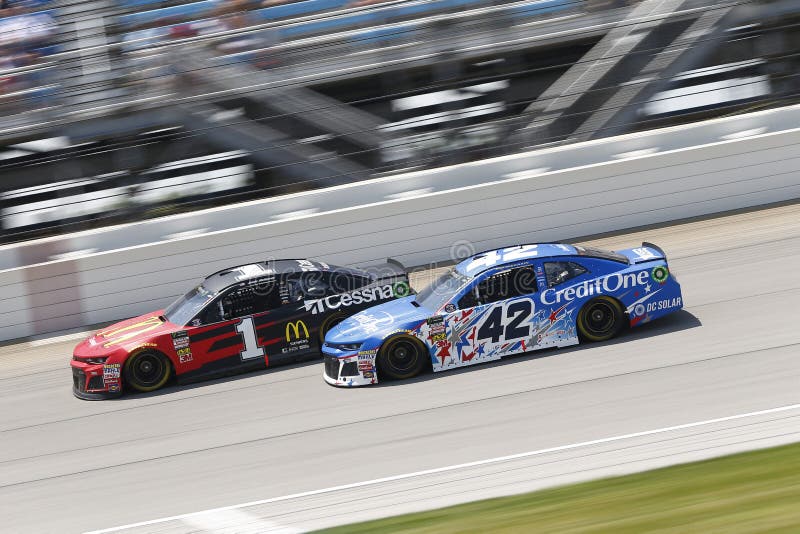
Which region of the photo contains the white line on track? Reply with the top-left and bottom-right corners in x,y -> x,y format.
85,402 -> 800,534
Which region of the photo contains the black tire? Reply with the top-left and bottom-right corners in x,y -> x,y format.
124,350 -> 171,393
319,313 -> 347,346
577,296 -> 625,342
377,335 -> 427,380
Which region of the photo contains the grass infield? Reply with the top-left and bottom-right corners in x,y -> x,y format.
316,442 -> 800,533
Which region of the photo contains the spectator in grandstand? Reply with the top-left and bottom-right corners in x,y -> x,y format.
348,0 -> 390,7
259,0 -> 309,6
169,23 -> 198,39
0,0 -> 55,107
212,0 -> 280,68
214,0 -> 259,52
0,2 -> 55,51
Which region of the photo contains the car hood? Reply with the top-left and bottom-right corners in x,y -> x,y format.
326,296 -> 433,344
76,311 -> 176,355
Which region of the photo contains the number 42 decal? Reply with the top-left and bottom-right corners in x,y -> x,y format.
236,317 -> 265,361
477,300 -> 533,343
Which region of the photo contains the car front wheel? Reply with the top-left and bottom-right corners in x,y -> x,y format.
124,350 -> 172,392
377,335 -> 427,380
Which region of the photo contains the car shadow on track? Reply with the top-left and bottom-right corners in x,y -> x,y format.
375,309 -> 703,388
105,311 -> 701,398
106,359 -> 322,401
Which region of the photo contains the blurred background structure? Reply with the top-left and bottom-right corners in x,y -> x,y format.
1,0 -> 798,243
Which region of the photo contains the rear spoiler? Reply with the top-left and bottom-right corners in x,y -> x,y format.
617,242 -> 668,265
642,242 -> 666,259
361,257 -> 409,283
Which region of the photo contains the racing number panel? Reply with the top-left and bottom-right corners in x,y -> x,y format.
436,264 -> 551,369
175,272 -> 398,383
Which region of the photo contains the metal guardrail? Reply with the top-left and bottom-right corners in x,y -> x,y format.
2,101 -> 798,270
0,0 -> 613,143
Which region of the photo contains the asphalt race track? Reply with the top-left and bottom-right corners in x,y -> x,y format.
2,203 -> 800,533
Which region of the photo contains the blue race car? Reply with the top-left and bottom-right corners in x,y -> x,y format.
322,243 -> 683,386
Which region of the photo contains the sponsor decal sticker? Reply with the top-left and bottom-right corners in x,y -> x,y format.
427,315 -> 445,335
285,320 -> 310,342
363,371 -> 375,379
429,324 -> 445,336
171,331 -> 190,350
103,363 -> 121,384
651,265 -> 669,284
177,347 -> 193,363
634,304 -> 646,317
351,311 -> 394,334
645,297 -> 682,313
541,271 -> 650,305
535,265 -> 547,286
304,283 -> 398,314
282,342 -> 311,354
101,316 -> 163,348
393,281 -> 411,297
108,383 -> 121,393
444,303 -> 457,313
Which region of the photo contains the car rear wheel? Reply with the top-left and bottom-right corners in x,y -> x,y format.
377,335 -> 427,380
124,350 -> 171,392
577,297 -> 625,342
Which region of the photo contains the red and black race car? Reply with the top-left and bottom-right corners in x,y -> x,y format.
71,258 -> 410,399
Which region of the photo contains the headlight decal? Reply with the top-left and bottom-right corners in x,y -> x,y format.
327,342 -> 362,351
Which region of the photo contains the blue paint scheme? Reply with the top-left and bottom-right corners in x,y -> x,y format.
323,243 -> 683,387
327,295 -> 431,346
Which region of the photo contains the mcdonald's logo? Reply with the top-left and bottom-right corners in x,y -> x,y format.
285,320 -> 309,342
100,316 -> 164,348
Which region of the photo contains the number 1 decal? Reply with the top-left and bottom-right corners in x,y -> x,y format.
236,317 -> 265,361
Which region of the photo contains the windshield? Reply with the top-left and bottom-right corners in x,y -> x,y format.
164,284 -> 217,326
415,269 -> 469,311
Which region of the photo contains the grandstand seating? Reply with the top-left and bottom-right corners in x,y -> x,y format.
117,0 -> 580,47
0,5 -> 59,113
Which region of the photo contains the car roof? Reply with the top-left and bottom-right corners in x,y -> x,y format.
454,243 -> 579,277
203,259 -> 368,292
